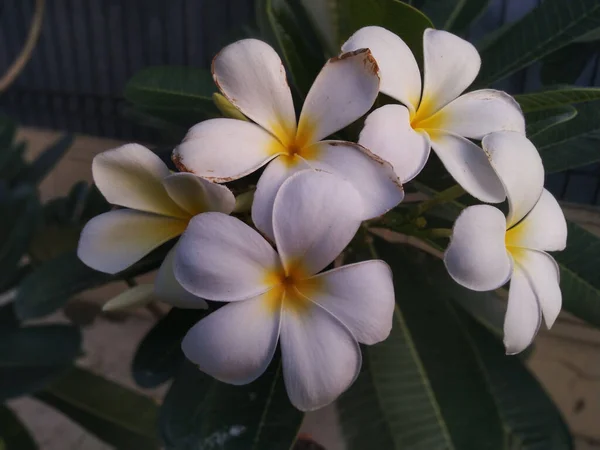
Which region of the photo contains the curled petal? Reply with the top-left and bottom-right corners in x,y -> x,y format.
102,284 -> 155,312
420,29 -> 480,118
280,303 -> 361,411
429,131 -> 505,203
182,293 -> 281,385
506,189 -> 567,252
341,25 -> 421,113
301,261 -> 395,345
173,119 -> 283,182
154,248 -> 208,309
306,141 -> 404,220
162,173 -> 235,217
359,104 -> 430,183
77,210 -> 186,274
444,205 -> 513,291
174,212 -> 281,301
212,39 -> 297,143
483,131 -> 544,227
297,49 -> 380,144
252,156 -> 311,242
93,144 -> 187,218
273,170 -> 363,276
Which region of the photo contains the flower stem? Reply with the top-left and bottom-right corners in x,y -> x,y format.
413,184 -> 466,216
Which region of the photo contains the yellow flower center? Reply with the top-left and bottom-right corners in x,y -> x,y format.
262,262 -> 322,315
505,224 -> 527,262
409,95 -> 446,132
268,117 -> 320,168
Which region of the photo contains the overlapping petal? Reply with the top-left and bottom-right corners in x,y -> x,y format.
444,205 -> 513,291
280,302 -> 361,411
272,170 -> 363,276
297,49 -> 379,145
182,293 -> 281,385
78,210 -> 187,274
419,29 -> 480,118
252,156 -> 311,242
341,26 -> 421,113
173,119 -> 284,182
212,38 -> 297,143
154,248 -> 208,309
358,104 -> 430,183
162,173 -> 235,217
306,141 -> 404,219
505,189 -> 567,252
174,212 -> 281,301
483,131 -> 544,227
302,261 -> 394,345
102,284 -> 155,312
429,131 -> 505,203
93,144 -> 187,218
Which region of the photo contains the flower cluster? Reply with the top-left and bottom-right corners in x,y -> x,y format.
78,26 -> 567,410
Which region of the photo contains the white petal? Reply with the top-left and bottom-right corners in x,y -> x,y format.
212,39 -> 297,143
359,104 -> 430,183
503,265 -> 541,355
301,261 -> 395,345
515,250 -> 562,329
162,173 -> 235,216
444,205 -> 513,291
93,144 -> 186,218
483,131 -> 544,227
272,170 -> 363,276
280,303 -> 361,411
174,212 -> 281,301
420,29 -> 480,117
252,156 -> 311,242
341,26 -> 421,113
154,248 -> 208,309
297,49 -> 379,144
306,141 -> 404,220
77,210 -> 186,274
173,119 -> 283,182
102,284 -> 155,312
182,293 -> 281,384
429,131 -> 505,203
431,90 -> 525,139
506,189 -> 567,252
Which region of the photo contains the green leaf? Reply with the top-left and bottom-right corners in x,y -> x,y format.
132,308 -> 208,389
514,87 -> 600,113
0,405 -> 37,450
124,66 -> 219,126
525,106 -> 577,138
18,134 -> 73,186
15,247 -> 168,320
0,365 -> 70,402
0,142 -> 27,183
267,0 -> 325,97
476,0 -> 600,86
0,115 -> 16,152
338,241 -> 505,449
36,367 -> 160,449
336,0 -> 433,65
160,359 -> 303,450
531,100 -> 600,173
419,0 -> 467,30
541,41 -> 600,86
449,0 -> 492,33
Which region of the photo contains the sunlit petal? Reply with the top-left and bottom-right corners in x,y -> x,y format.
162,173 -> 235,217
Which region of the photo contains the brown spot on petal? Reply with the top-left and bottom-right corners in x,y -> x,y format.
331,48 -> 380,77
172,152 -> 193,173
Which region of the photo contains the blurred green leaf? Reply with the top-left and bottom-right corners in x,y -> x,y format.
337,0 -> 433,65
17,134 -> 73,186
338,240 -> 505,449
0,405 -> 37,450
525,106 -> 577,138
541,41 -> 600,86
267,0 -> 325,97
0,116 -> 16,152
36,367 -> 160,449
0,142 -> 27,184
515,87 -> 600,113
0,366 -> 70,402
160,359 -> 302,450
132,308 -> 208,389
476,0 -> 600,86
531,100 -> 600,173
420,0 -> 466,30
449,0 -> 492,34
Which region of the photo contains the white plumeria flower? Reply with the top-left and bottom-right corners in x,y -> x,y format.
174,170 -> 395,411
77,143 -> 236,309
342,26 -> 525,202
172,38 -> 404,241
444,132 -> 567,354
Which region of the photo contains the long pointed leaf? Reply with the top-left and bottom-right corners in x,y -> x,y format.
515,87 -> 600,113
